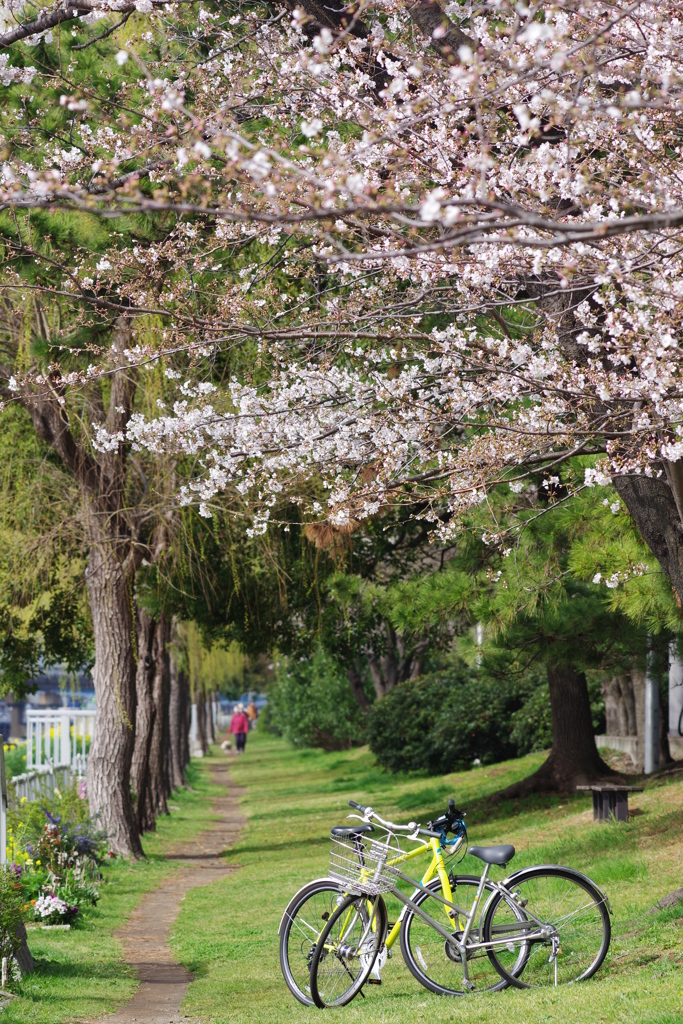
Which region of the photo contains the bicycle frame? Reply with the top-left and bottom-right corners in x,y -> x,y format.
383,836 -> 458,951
387,853 -> 555,987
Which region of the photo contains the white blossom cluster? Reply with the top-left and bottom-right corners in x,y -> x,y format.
2,0 -> 683,528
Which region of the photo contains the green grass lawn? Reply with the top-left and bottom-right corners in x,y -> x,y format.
172,733 -> 683,1024
4,760 -> 224,1023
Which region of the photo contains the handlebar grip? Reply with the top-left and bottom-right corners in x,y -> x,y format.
449,798 -> 456,813
348,800 -> 366,812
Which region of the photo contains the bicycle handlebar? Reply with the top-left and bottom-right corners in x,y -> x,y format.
347,797 -> 465,840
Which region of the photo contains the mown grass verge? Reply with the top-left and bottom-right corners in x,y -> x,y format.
172,733 -> 683,1024
3,758 -> 224,1024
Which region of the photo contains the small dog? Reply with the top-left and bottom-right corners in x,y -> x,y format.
221,739 -> 232,751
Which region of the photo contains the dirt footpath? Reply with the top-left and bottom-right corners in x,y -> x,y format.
92,760 -> 245,1024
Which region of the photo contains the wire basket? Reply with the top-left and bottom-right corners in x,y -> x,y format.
329,831 -> 402,896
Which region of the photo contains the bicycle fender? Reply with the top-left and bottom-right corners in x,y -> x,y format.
501,864 -> 613,915
278,877 -> 343,935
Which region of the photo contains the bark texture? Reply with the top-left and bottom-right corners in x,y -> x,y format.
131,608 -> 157,833
206,693 -> 216,744
85,539 -> 143,856
347,664 -> 370,711
602,672 -> 638,737
168,649 -> 186,789
15,920 -> 34,976
146,615 -> 171,821
612,473 -> 683,603
494,664 -> 617,800
367,627 -> 425,699
407,0 -> 474,62
196,695 -> 209,755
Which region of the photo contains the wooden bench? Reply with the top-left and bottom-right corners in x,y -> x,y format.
576,784 -> 644,822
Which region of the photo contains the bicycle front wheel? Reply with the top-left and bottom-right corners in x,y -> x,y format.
310,892 -> 388,1008
399,876 -> 525,995
279,879 -> 346,1005
483,866 -> 611,987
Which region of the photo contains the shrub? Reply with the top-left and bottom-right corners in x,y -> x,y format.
367,665 -> 525,774
265,650 -> 369,750
0,866 -> 26,983
3,743 -> 27,779
368,663 -> 606,774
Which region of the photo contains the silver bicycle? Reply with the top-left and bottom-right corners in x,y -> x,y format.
310,799 -> 612,1006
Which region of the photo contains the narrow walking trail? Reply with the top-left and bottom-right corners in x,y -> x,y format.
91,759 -> 245,1024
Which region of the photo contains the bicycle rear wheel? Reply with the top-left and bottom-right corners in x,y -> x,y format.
399,876 -> 526,995
279,880 -> 345,1005
310,892 -> 388,1008
483,866 -> 611,987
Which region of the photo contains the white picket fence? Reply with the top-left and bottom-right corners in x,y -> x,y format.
1,708 -> 95,865
8,764 -> 76,806
26,708 -> 96,771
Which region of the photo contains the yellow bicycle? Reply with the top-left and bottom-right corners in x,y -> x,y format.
309,799 -> 611,1007
280,798 -> 518,1005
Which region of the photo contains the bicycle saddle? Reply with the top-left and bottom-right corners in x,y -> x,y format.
331,824 -> 375,839
468,844 -> 515,866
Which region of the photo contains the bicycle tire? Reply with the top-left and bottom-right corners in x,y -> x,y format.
309,891 -> 388,1008
399,875 -> 527,996
279,878 -> 346,1006
483,866 -> 611,988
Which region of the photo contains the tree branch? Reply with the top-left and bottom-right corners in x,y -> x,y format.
406,0 -> 475,62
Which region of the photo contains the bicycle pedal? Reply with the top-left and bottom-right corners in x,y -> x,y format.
366,978 -> 382,985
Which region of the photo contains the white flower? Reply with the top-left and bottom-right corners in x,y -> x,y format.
420,188 -> 445,222
193,140 -> 212,160
312,27 -> 333,53
508,480 -> 524,493
135,0 -> 154,12
584,467 -> 611,488
115,50 -> 129,66
593,573 -> 602,584
300,118 -> 323,138
96,258 -> 112,272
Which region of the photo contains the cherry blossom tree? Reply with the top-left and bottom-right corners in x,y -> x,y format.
3,0 -> 683,798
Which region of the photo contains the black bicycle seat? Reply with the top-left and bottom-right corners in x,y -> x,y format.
331,824 -> 375,838
468,844 -> 515,866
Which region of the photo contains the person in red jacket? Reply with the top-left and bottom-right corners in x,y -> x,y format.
230,703 -> 250,754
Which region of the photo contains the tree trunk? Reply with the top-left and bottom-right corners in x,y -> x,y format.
347,664 -> 370,711
601,673 -> 637,736
206,692 -> 216,744
494,664 -> 618,800
660,700 -> 674,766
196,692 -> 209,755
85,541 -> 143,857
168,649 -> 185,789
15,920 -> 34,976
612,473 -> 683,603
147,615 -> 171,819
367,626 -> 425,699
182,671 -> 191,770
131,608 -> 157,834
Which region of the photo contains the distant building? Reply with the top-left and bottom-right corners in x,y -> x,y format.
3,665 -> 94,742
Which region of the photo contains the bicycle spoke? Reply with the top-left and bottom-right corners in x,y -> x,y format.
485,869 -> 610,987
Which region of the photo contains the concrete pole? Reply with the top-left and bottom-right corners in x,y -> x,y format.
669,642 -> 683,739
644,645 -> 660,774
